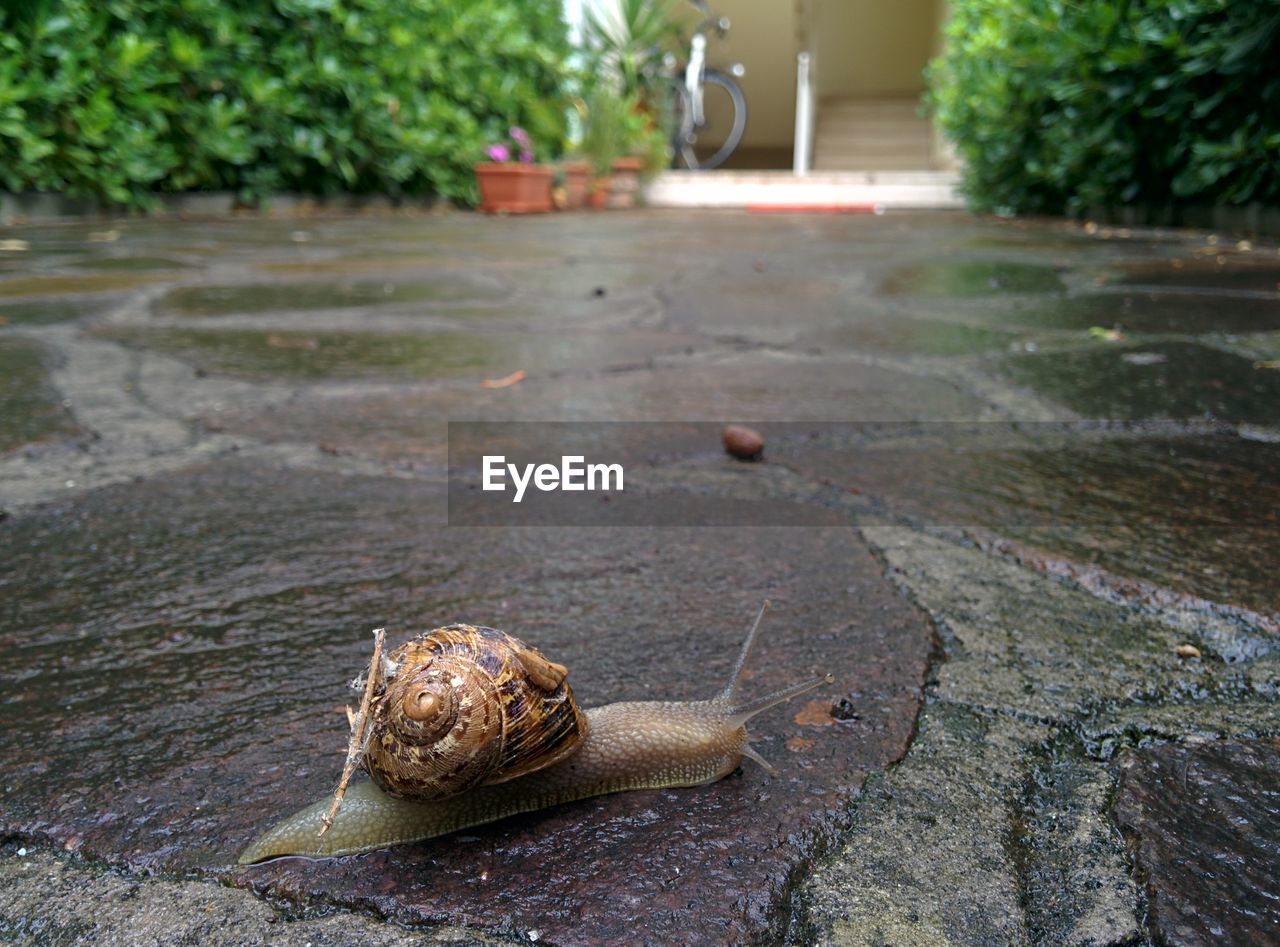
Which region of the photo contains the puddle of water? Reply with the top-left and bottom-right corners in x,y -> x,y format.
1110,259 -> 1280,293
76,256 -> 193,272
880,261 -> 1066,297
157,278 -> 502,316
966,232 -> 1114,252
812,317 -> 1018,357
1001,340 -> 1280,423
0,273 -> 169,297
97,327 -> 507,380
0,297 -> 119,326
255,256 -> 452,276
1002,293 -> 1280,334
0,337 -> 82,453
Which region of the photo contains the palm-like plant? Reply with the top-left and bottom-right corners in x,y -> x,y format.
582,0 -> 684,102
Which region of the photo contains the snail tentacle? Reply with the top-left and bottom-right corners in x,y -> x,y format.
718,599 -> 772,705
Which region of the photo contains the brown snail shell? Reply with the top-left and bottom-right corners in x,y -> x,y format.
364,624 -> 587,800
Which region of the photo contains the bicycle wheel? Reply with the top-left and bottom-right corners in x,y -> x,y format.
670,69 -> 747,171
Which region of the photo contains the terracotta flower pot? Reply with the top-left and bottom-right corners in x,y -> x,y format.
607,156 -> 645,209
588,176 -> 611,209
474,162 -> 553,214
560,161 -> 591,209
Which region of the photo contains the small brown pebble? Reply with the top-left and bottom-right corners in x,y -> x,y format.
722,424 -> 764,461
1174,643 -> 1201,658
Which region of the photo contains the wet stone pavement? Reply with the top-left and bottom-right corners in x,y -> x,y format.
0,210 -> 1277,946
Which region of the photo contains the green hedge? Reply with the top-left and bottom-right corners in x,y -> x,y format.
0,0 -> 572,206
928,0 -> 1280,216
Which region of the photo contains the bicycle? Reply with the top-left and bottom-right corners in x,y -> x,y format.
668,0 -> 747,170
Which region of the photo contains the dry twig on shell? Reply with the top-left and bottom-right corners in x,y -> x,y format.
319,627 -> 386,837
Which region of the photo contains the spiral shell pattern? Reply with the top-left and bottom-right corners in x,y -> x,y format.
364,624 -> 587,800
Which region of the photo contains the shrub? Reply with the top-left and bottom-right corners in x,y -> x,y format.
0,0 -> 572,206
927,0 -> 1280,216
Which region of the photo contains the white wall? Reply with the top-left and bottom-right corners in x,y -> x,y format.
706,0 -> 799,149
814,0 -> 943,98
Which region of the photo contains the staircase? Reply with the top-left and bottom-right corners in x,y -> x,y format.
813,95 -> 947,172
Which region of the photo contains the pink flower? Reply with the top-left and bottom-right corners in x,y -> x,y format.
487,144 -> 510,162
519,149 -> 534,164
509,126 -> 531,146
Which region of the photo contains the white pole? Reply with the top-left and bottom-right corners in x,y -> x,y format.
793,52 -> 813,176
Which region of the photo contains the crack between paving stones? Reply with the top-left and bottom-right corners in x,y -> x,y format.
1004,730 -> 1155,947
849,521 -> 1277,945
970,530 -> 1280,638
773,524 -> 948,946
122,348 -> 205,450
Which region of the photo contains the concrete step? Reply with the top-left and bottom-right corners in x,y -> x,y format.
819,127 -> 927,140
816,137 -> 932,152
817,127 -> 932,140
644,169 -> 964,209
813,95 -> 940,173
812,155 -> 937,172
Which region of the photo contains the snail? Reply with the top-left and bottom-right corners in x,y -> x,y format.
238,603 -> 829,863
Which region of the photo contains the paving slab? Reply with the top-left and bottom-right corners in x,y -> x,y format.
797,523 -> 1275,944
798,704 -> 1046,946
1112,739 -> 1280,946
0,460 -> 931,945
0,209 -> 1277,945
0,296 -> 122,326
1000,339 -> 1280,423
784,428 -> 1280,616
0,335 -> 84,454
0,846 -> 493,946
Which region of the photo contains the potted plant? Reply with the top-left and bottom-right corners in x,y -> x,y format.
577,0 -> 680,209
579,87 -> 625,209
583,0 -> 683,106
608,154 -> 645,209
473,127 -> 554,214
607,95 -> 672,208
558,159 -> 592,209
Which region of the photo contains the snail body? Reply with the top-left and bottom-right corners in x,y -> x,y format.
238,606 -> 826,864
